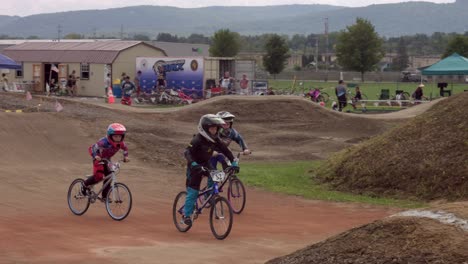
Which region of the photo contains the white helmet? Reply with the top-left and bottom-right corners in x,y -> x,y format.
198,114 -> 225,143
216,111 -> 235,122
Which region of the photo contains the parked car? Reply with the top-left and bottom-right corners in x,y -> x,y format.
252,80 -> 268,95
401,71 -> 427,82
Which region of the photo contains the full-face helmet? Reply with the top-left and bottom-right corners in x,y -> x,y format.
198,114 -> 225,142
216,111 -> 235,128
107,123 -> 126,147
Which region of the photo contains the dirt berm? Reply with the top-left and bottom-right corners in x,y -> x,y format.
315,91 -> 468,201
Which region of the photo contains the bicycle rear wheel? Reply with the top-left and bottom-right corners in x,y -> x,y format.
105,183 -> 132,221
402,92 -> 411,100
318,92 -> 329,103
209,196 -> 233,240
67,178 -> 90,216
173,191 -> 192,232
228,178 -> 246,214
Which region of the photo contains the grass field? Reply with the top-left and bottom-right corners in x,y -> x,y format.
267,79 -> 468,101
240,160 -> 425,208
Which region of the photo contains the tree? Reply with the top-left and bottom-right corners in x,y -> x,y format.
443,35 -> 468,58
156,33 -> 179,42
335,18 -> 384,81
392,38 -> 409,71
263,34 -> 290,77
209,29 -> 240,57
133,34 -> 150,41
64,33 -> 83,39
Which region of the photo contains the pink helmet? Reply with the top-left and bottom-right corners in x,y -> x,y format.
107,123 -> 126,147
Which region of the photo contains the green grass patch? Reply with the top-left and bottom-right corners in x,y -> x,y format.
268,79 -> 466,101
240,160 -> 425,209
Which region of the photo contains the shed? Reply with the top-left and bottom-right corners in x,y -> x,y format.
3,41 -> 167,97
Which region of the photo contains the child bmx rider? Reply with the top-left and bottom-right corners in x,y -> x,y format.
183,114 -> 238,225
81,123 -> 130,201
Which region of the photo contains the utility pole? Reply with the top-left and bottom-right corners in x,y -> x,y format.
324,17 -> 329,73
120,24 -> 124,40
315,38 -> 319,72
92,27 -> 97,39
57,24 -> 62,42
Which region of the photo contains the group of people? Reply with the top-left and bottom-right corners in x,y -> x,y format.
206,72 -> 250,98
81,111 -> 250,226
108,72 -> 142,106
332,80 -> 426,111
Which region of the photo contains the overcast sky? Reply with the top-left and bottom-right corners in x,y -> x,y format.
0,0 -> 454,16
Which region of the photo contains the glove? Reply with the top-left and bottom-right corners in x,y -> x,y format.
190,162 -> 204,176
231,161 -> 238,167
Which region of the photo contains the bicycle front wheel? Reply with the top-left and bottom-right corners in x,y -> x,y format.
173,191 -> 192,232
105,183 -> 132,221
209,196 -> 233,240
67,178 -> 90,216
228,178 -> 246,214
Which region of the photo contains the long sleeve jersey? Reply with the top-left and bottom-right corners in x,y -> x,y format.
88,137 -> 128,160
219,128 -> 248,151
184,134 -> 234,169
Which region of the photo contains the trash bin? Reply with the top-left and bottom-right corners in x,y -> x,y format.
112,84 -> 122,98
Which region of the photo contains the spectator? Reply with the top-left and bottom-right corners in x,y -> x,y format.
105,73 -> 111,96
156,73 -> 167,90
220,71 -> 234,94
134,70 -> 142,97
2,73 -> 9,91
70,70 -> 77,96
335,80 -> 347,112
121,76 -> 135,106
239,74 -> 249,95
412,83 -> 424,103
66,74 -> 74,96
351,86 -> 362,110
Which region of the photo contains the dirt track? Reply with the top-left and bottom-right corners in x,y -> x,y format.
0,94 -> 417,263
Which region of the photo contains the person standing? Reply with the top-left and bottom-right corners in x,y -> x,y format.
70,70 -> 77,97
2,73 -> 9,92
239,74 -> 249,95
220,71 -> 234,94
105,73 -> 111,96
134,70 -> 142,97
335,80 -> 347,112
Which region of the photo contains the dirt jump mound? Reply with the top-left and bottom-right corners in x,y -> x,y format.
267,202 -> 468,264
315,92 -> 468,201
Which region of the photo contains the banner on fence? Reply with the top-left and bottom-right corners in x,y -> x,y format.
136,57 -> 204,97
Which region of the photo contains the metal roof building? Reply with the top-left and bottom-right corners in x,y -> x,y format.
3,41 -> 167,97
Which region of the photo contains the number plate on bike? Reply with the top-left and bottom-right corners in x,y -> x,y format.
210,171 -> 226,183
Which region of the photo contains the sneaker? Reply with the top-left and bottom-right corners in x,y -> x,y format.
183,215 -> 192,226
100,197 -> 112,203
80,185 -> 89,196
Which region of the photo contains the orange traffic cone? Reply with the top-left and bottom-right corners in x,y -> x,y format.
107,87 -> 115,104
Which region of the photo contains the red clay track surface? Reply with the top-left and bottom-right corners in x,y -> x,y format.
0,95 -> 410,263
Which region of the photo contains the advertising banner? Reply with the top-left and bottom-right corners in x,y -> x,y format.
136,57 -> 204,97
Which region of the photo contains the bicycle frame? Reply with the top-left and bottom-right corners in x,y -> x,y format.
87,160 -> 121,203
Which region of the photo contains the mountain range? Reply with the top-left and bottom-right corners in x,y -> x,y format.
1,0 -> 468,38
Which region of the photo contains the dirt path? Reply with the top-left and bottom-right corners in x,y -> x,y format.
0,95 -> 411,263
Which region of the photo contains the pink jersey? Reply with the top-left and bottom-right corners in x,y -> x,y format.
88,137 -> 128,160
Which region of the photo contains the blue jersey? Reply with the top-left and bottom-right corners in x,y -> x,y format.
219,128 -> 248,150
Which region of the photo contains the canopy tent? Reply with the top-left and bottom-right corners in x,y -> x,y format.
421,53 -> 468,98
422,53 -> 468,75
0,53 -> 21,69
